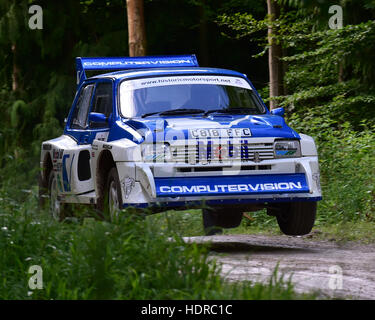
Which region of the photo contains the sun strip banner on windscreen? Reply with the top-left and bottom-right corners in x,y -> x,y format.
120,75 -> 252,91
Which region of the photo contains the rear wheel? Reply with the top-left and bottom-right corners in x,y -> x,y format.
202,208 -> 243,235
268,201 -> 317,236
38,172 -> 47,208
48,171 -> 66,221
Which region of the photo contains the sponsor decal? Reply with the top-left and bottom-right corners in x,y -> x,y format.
190,128 -> 251,138
52,149 -> 63,160
94,132 -> 109,142
83,59 -> 192,68
121,75 -> 251,91
312,173 -> 321,192
195,140 -> 255,162
42,144 -> 51,151
155,174 -> 309,197
56,173 -> 63,193
275,150 -> 297,156
62,153 -> 74,192
159,182 -> 303,194
253,152 -> 261,163
103,144 -> 112,150
53,163 -> 62,171
62,154 -> 70,192
165,140 -> 271,163
121,177 -> 135,199
144,154 -> 165,162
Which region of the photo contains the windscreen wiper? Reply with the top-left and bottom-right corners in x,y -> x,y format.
142,108 -> 205,118
141,111 -> 161,118
204,108 -> 256,116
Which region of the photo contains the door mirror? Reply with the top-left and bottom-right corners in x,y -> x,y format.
89,112 -> 108,127
270,107 -> 285,117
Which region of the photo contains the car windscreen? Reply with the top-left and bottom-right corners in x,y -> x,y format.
119,75 -> 266,118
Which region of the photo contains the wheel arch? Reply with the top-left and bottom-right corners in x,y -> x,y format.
41,152 -> 53,189
96,149 -> 116,204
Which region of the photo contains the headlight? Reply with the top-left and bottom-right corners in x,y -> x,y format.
274,140 -> 301,158
141,143 -> 171,162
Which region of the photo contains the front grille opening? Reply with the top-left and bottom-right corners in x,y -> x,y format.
195,167 -> 224,172
258,165 -> 272,170
171,142 -> 275,164
176,164 -> 272,173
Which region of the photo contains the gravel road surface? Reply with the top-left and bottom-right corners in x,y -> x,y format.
183,234 -> 375,299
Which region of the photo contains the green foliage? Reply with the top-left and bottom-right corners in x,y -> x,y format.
10,100 -> 27,128
277,20 -> 375,130
318,126 -> 375,223
287,112 -> 375,223
219,3 -> 375,129
0,189 -> 305,300
217,2 -> 375,231
260,17 -> 375,231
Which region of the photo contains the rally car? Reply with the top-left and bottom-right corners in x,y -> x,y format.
39,54 -> 322,235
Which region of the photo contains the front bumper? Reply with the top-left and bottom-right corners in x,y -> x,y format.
116,156 -> 322,208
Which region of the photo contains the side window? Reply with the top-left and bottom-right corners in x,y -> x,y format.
91,82 -> 113,118
71,84 -> 94,129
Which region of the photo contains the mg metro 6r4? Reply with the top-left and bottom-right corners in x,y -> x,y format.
39,55 -> 322,235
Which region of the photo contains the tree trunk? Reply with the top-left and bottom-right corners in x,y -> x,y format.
11,44 -> 20,92
338,61 -> 344,82
126,0 -> 146,57
198,5 -> 209,66
267,0 -> 284,109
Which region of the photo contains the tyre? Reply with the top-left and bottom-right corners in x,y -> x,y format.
268,201 -> 317,236
38,171 -> 48,208
48,171 -> 66,221
106,167 -> 123,221
202,208 -> 243,236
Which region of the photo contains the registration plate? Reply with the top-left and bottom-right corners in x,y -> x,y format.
190,128 -> 251,138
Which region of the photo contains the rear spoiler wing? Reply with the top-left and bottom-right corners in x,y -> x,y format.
75,54 -> 199,87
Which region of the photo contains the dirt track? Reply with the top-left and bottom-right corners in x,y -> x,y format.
183,234 -> 375,299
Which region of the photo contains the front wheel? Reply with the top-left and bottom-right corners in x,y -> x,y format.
202,208 -> 243,235
268,201 -> 317,236
106,167 -> 123,221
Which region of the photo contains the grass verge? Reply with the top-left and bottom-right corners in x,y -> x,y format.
0,188 -> 313,300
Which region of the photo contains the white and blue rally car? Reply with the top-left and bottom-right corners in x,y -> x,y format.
39,55 -> 321,235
